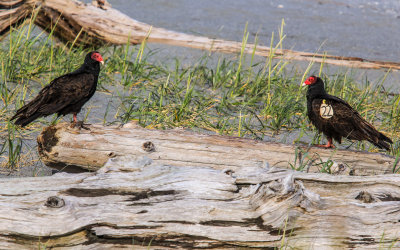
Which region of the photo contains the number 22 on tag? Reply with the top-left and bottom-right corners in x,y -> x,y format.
320,102 -> 333,119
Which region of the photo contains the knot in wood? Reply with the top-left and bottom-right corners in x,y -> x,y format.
45,196 -> 65,208
355,191 -> 375,203
223,169 -> 234,176
142,141 -> 155,152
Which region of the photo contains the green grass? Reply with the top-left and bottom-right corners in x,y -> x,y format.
1,18 -> 400,173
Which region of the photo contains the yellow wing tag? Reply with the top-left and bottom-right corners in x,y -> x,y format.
320,100 -> 334,119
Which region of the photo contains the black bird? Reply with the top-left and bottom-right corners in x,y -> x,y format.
11,51 -> 104,127
303,75 -> 392,150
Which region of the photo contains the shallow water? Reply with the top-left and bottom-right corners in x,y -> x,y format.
108,0 -> 400,62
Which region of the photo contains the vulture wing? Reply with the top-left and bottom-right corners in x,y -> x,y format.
11,73 -> 95,127
310,96 -> 392,150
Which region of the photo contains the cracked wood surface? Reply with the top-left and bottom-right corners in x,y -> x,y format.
1,155 -> 400,249
1,0 -> 400,70
38,122 -> 396,175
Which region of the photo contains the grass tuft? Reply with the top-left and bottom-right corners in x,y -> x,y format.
1,18 -> 399,173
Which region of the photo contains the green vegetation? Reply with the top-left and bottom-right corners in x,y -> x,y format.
1,18 -> 399,173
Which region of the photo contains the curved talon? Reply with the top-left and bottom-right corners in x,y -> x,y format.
70,121 -> 90,130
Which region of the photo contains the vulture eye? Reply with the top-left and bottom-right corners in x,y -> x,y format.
308,76 -> 317,84
303,76 -> 317,86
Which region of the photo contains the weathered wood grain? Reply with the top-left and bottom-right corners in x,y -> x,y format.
2,0 -> 400,70
0,0 -> 33,38
37,122 -> 396,175
0,155 -> 399,249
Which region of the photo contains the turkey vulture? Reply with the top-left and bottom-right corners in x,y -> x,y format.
11,51 -> 104,127
303,76 -> 392,150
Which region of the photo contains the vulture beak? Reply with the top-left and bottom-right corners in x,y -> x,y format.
302,79 -> 311,86
100,60 -> 104,65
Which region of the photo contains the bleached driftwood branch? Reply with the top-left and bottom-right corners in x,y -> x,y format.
1,155 -> 400,248
1,0 -> 400,70
37,123 -> 396,175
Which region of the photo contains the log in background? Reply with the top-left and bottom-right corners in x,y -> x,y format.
2,0 -> 400,70
38,123 -> 396,175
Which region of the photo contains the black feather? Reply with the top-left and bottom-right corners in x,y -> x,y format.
10,51 -> 103,127
304,76 -> 392,151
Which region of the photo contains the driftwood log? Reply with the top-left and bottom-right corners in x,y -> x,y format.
38,123 -> 397,176
1,154 -> 400,248
2,0 -> 400,70
0,123 -> 397,248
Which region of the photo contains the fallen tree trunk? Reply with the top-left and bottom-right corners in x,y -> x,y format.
37,123 -> 397,175
1,155 -> 400,249
2,0 -> 400,70
0,0 -> 33,38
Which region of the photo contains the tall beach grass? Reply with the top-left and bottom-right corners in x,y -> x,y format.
1,17 -> 400,173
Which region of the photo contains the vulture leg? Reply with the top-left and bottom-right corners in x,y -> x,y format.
70,113 -> 90,130
315,137 -> 335,149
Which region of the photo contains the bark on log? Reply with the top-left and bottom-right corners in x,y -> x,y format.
2,0 -> 400,70
37,123 -> 397,176
1,155 -> 400,249
0,0 -> 33,38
